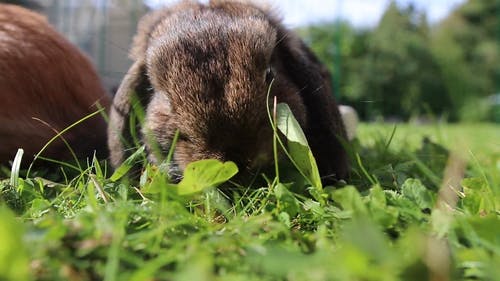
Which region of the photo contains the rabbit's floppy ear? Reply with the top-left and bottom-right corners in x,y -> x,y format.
275,32 -> 349,182
108,5 -> 178,167
108,60 -> 153,167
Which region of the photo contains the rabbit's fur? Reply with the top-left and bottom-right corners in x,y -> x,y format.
0,4 -> 110,164
108,0 -> 349,183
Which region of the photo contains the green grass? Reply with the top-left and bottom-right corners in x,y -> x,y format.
0,122 -> 499,281
358,123 -> 499,158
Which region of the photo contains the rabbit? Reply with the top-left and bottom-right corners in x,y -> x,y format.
0,4 -> 110,165
108,0 -> 349,184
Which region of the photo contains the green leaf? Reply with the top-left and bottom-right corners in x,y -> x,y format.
461,177 -> 497,215
455,216 -> 500,254
276,104 -> 309,145
276,103 -> 322,189
367,185 -> 399,228
28,198 -> 51,218
274,183 -> 300,217
332,186 -> 368,216
340,218 -> 393,263
140,164 -> 177,195
177,160 -> 238,195
110,146 -> 146,182
278,212 -> 292,229
401,178 -> 435,210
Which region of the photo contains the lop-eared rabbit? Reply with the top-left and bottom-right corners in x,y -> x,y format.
0,4 -> 110,165
109,0 -> 349,183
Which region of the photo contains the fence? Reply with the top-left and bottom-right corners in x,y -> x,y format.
5,0 -> 340,92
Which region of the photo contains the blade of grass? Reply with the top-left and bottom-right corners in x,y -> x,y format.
104,211 -> 129,281
409,153 -> 443,188
35,156 -> 81,172
110,146 -> 146,182
26,108 -> 106,177
264,79 -> 280,183
166,129 -> 180,166
9,149 -> 24,187
31,117 -> 81,171
355,153 -> 377,186
273,95 -> 280,183
384,124 -> 398,151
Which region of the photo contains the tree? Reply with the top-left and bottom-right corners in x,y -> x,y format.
352,1 -> 451,120
299,0 -> 498,121
299,2 -> 451,120
297,22 -> 371,118
431,0 -> 500,120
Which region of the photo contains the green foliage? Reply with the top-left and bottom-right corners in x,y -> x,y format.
431,0 -> 500,121
0,206 -> 30,281
360,3 -> 450,119
299,0 -> 499,122
0,123 -> 498,280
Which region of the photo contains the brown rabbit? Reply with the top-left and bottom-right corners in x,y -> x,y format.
0,4 -> 110,165
108,0 -> 349,183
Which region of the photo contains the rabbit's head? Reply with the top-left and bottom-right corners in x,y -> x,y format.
108,0 -> 349,183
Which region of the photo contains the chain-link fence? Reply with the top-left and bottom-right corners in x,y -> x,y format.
28,0 -> 148,91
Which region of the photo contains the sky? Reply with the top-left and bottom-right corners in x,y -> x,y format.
145,0 -> 466,28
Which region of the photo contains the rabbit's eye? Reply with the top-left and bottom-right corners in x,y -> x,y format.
265,67 -> 275,84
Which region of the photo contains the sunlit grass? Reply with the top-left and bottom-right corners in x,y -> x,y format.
0,122 -> 499,280
358,122 -> 500,157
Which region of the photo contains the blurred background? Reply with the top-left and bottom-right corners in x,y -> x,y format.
2,0 -> 499,123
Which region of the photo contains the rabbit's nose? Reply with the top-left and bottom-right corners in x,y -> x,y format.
166,162 -> 183,183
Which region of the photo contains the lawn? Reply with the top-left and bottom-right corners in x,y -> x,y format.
358,123 -> 499,159
0,122 -> 499,281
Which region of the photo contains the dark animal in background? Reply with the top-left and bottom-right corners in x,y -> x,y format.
0,4 -> 110,164
108,0 -> 349,183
